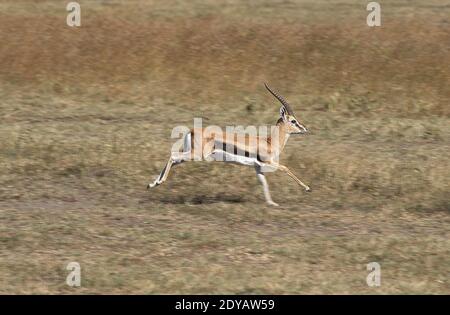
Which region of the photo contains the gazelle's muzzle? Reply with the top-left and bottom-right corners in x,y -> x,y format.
295,124 -> 308,134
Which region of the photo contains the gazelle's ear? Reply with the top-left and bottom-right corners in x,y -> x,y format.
280,106 -> 288,121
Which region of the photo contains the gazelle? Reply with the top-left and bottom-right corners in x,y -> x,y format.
147,83 -> 311,206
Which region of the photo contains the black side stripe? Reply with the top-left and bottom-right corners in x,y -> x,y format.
215,141 -> 256,159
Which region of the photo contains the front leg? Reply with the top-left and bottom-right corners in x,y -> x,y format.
255,166 -> 279,206
272,163 -> 311,192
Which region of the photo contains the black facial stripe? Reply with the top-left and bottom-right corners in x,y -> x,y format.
295,122 -> 306,130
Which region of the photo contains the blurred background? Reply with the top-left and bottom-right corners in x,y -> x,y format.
0,0 -> 449,293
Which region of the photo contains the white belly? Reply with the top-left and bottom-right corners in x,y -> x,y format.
209,150 -> 258,166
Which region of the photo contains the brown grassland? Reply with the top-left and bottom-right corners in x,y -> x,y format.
0,0 -> 449,294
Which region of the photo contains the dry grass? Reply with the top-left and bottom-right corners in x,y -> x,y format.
0,0 -> 449,294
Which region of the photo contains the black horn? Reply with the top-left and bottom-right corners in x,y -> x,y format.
264,83 -> 294,114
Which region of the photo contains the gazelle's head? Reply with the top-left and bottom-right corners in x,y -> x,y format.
264,83 -> 308,134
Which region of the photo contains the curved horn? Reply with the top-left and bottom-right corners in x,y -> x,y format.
264,83 -> 294,114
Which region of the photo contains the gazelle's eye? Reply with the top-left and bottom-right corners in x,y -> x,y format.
291,119 -> 297,124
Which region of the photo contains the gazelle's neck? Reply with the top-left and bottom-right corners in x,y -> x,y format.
273,118 -> 290,154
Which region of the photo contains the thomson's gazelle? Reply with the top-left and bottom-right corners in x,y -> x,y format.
148,83 -> 311,206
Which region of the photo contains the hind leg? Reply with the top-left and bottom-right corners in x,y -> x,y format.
147,151 -> 191,189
